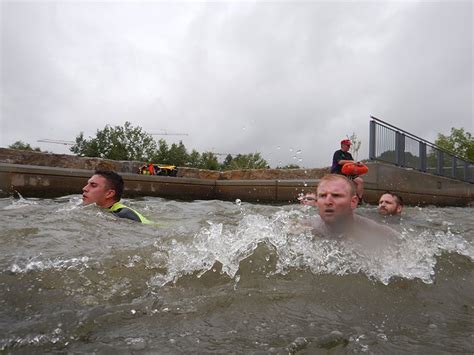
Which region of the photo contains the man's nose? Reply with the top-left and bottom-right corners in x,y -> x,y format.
324,196 -> 334,204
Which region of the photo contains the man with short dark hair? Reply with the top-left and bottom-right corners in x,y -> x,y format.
378,192 -> 403,216
82,169 -> 152,224
331,139 -> 364,203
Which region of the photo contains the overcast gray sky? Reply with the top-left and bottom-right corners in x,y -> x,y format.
1,0 -> 472,168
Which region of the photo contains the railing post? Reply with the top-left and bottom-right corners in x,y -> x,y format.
395,132 -> 405,167
419,141 -> 427,172
369,120 -> 376,160
451,156 -> 457,178
436,150 -> 443,176
369,117 -> 472,182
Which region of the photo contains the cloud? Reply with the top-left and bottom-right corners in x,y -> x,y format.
1,1 -> 472,167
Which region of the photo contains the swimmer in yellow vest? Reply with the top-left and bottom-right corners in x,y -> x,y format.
82,169 -> 152,224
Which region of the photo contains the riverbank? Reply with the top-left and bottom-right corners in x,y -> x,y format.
0,148 -> 472,205
0,148 -> 329,180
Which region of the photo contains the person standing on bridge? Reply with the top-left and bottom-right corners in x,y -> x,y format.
82,169 -> 152,224
331,139 -> 364,203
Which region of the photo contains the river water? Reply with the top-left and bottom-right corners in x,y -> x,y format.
1,195 -> 473,353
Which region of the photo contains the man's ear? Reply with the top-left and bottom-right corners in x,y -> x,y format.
396,205 -> 402,215
105,189 -> 116,200
350,195 -> 358,210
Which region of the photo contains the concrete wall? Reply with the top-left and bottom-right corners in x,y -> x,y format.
362,162 -> 472,206
0,162 -> 472,206
0,148 -> 329,181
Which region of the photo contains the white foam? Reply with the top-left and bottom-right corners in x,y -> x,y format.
8,256 -> 90,274
156,209 -> 473,286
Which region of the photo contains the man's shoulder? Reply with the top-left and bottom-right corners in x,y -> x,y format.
112,204 -> 142,222
354,215 -> 400,238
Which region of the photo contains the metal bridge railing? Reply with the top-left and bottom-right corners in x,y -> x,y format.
369,116 -> 473,183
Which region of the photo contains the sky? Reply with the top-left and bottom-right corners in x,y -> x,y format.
1,0 -> 472,168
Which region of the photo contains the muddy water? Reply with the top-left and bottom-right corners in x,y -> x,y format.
1,196 -> 473,353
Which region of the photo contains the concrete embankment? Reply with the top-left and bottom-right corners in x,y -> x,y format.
0,163 -> 312,203
0,148 -> 472,205
0,160 -> 472,206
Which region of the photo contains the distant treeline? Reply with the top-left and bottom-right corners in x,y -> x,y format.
10,122 -> 295,170
9,124 -> 472,170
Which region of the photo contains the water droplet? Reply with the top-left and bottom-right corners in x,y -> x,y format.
276,146 -> 281,150
235,199 -> 241,205
296,149 -> 302,154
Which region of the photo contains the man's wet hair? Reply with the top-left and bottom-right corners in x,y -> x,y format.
318,174 -> 356,196
383,191 -> 404,206
94,169 -> 124,202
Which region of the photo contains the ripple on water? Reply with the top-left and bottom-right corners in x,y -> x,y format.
0,197 -> 472,353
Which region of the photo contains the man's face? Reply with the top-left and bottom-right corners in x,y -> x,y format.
341,143 -> 351,152
378,194 -> 402,216
82,174 -> 115,207
316,179 -> 358,225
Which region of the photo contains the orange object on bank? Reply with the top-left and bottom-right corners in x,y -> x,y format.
341,162 -> 369,176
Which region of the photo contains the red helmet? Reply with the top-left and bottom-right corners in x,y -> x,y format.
341,139 -> 352,146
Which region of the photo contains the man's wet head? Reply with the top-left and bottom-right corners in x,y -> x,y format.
378,192 -> 403,216
82,170 -> 124,208
316,174 -> 358,226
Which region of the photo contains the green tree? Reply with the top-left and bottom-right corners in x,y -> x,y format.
187,150 -> 201,167
435,127 -> 473,161
224,153 -> 269,170
221,154 -> 233,170
277,164 -> 300,169
168,141 -> 189,167
8,140 -> 42,152
70,122 -> 157,161
71,132 -> 100,157
199,151 -> 220,170
152,139 -> 170,163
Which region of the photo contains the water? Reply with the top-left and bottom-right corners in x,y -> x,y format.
1,196 -> 473,353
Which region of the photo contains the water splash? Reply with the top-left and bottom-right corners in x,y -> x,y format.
150,209 -> 473,287
8,256 -> 91,274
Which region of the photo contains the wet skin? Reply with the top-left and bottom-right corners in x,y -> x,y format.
378,193 -> 402,216
82,174 -> 115,208
316,179 -> 358,226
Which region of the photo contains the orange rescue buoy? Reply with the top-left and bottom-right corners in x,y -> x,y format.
341,162 -> 369,176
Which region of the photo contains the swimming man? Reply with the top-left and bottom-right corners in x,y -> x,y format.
82,169 -> 152,224
311,174 -> 399,240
